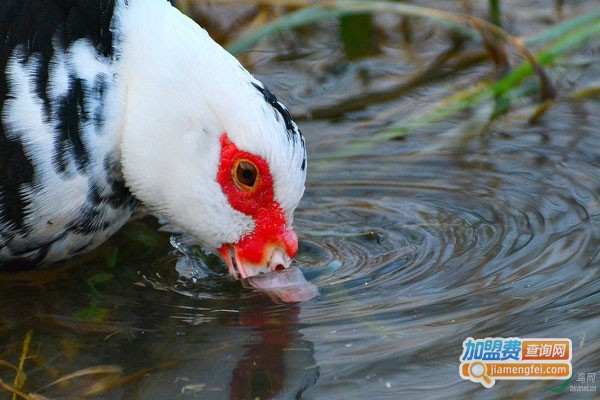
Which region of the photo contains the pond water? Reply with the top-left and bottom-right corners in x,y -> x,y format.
1,1 -> 599,399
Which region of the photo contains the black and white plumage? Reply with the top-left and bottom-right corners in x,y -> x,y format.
0,0 -> 307,277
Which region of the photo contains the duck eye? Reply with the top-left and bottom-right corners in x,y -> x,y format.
233,160 -> 258,190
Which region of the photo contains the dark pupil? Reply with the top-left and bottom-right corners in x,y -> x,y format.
237,162 -> 257,187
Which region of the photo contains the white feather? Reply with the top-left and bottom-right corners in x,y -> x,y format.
116,0 -> 305,249
0,0 -> 306,263
1,36 -> 130,261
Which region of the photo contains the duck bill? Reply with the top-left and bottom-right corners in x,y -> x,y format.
218,230 -> 298,279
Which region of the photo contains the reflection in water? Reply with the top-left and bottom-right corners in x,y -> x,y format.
230,305 -> 319,400
121,286 -> 320,399
244,267 -> 320,303
0,261 -> 319,399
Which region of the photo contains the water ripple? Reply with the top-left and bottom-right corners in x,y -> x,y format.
294,145 -> 600,397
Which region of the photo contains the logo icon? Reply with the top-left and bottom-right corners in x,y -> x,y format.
459,337 -> 572,388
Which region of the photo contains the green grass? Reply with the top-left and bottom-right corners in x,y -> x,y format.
223,1 -> 600,155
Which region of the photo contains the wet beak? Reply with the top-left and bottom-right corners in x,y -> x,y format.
219,242 -> 295,279
217,230 -> 319,303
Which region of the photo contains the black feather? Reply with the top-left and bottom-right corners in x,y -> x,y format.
0,0 -> 137,268
252,82 -> 301,142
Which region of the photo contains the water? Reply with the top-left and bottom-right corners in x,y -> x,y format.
1,2 -> 600,399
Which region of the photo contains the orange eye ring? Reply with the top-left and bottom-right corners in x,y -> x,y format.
232,159 -> 260,191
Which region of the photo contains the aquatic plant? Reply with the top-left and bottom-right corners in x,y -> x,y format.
208,0 -> 600,154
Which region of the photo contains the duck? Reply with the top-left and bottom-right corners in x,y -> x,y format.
0,0 -> 307,279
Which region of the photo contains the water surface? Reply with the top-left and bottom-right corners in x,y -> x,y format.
1,1 -> 599,399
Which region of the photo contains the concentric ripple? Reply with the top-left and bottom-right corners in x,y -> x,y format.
291,127 -> 600,397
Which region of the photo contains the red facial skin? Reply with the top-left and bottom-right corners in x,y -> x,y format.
216,134 -> 298,272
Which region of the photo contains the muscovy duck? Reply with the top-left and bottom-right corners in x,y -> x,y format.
0,0 -> 307,278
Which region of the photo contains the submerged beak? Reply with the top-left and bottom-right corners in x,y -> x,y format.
218,229 -> 298,279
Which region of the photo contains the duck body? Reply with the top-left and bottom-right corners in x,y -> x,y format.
0,0 -> 138,266
0,0 -> 307,275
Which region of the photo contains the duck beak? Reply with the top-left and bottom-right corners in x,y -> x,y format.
218,229 -> 298,279
219,244 -> 291,279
